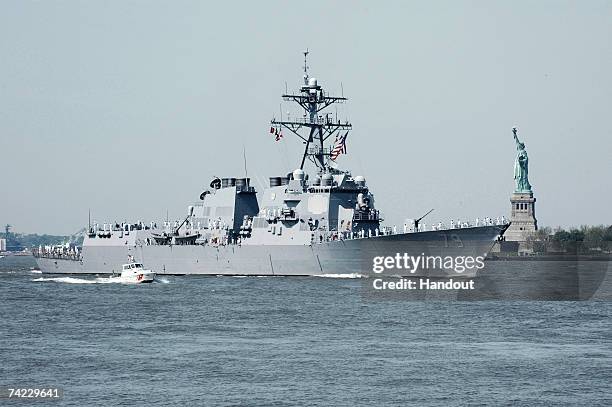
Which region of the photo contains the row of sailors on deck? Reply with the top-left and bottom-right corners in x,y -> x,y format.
162,218 -> 228,231
39,244 -> 79,253
401,216 -> 508,233
97,217 -> 232,235
329,215 -> 509,241
95,221 -> 157,232
37,244 -> 80,258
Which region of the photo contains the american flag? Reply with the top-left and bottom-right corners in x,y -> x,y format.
330,131 -> 348,161
270,126 -> 282,141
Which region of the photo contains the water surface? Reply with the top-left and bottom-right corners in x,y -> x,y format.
1,256 -> 610,406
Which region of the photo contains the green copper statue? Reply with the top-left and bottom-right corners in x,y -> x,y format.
513,127 -> 532,193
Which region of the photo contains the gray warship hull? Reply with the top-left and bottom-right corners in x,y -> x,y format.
35,225 -> 506,276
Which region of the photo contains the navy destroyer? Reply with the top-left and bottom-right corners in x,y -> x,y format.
35,52 -> 508,276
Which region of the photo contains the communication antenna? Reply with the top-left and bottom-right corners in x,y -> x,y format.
303,49 -> 309,84
243,145 -> 248,179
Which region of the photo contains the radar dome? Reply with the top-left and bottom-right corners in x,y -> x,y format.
308,77 -> 318,87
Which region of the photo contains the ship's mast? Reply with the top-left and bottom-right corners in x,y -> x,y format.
271,50 -> 352,171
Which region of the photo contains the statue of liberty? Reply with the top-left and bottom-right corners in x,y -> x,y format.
512,127 -> 532,193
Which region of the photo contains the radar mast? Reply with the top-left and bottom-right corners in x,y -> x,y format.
271,51 -> 352,171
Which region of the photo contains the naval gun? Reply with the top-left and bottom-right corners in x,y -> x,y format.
151,206 -> 200,245
413,209 -> 434,231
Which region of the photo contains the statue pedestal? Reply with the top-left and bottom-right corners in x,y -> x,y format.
505,192 -> 538,242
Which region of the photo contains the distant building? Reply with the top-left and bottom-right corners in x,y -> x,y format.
0,238 -> 6,252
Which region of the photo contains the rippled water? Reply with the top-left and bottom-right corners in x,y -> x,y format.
1,256 -> 611,406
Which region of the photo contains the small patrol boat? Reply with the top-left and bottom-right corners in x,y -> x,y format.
112,262 -> 156,283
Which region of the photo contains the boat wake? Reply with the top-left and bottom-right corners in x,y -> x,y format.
32,276 -> 120,284
316,273 -> 364,279
33,275 -> 169,284
0,269 -> 43,275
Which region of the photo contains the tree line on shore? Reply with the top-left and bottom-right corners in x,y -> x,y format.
0,232 -> 76,251
527,225 -> 612,253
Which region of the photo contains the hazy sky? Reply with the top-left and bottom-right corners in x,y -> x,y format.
1,1 -> 611,235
